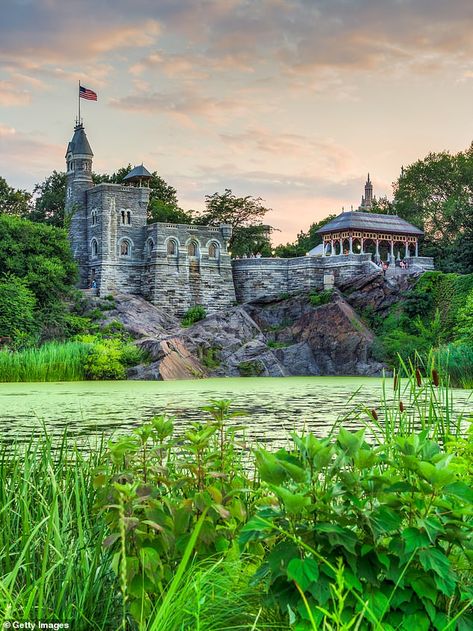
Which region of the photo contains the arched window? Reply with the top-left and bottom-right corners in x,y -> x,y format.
120,240 -> 131,257
188,241 -> 199,257
91,210 -> 97,226
91,239 -> 98,257
208,242 -> 219,259
120,210 -> 126,225
167,239 -> 178,256
145,238 -> 154,257
126,210 -> 132,225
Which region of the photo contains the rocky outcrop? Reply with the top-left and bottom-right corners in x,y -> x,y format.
97,278 -> 399,380
129,337 -> 206,381
101,293 -> 180,339
338,272 -> 415,316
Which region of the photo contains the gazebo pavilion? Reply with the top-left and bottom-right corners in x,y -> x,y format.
316,211 -> 423,263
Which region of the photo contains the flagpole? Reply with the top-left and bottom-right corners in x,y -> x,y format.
78,80 -> 81,125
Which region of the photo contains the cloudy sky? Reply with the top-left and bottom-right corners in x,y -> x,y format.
1,0 -> 472,243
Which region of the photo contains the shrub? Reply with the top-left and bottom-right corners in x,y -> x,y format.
309,289 -> 333,307
83,338 -> 126,380
199,346 -> 221,369
241,428 -> 473,630
0,274 -> 38,348
181,305 -> 207,327
238,360 -> 265,377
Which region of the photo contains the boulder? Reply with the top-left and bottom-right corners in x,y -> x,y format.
130,337 -> 206,380
101,293 -> 180,339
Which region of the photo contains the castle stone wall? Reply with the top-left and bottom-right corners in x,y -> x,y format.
232,254 -> 374,302
142,223 -> 235,316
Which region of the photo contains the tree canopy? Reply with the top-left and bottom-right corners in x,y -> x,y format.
197,189 -> 272,256
392,144 -> 473,273
0,176 -> 31,217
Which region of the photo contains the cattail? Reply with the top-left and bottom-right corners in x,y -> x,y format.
393,373 -> 398,391
371,409 -> 378,421
415,368 -> 422,387
399,401 -> 405,413
432,369 -> 440,387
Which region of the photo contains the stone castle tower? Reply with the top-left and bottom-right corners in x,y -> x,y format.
66,123 -> 236,316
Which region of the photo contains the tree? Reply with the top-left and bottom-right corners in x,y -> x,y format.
0,176 -> 31,216
274,214 -> 337,258
198,189 -> 271,253
392,144 -> 473,272
30,171 -> 67,227
0,274 -> 38,348
0,214 -> 77,308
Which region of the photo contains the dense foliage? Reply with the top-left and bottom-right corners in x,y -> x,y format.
181,304 -> 207,327
198,189 -> 272,256
0,214 -> 77,345
366,272 -> 473,387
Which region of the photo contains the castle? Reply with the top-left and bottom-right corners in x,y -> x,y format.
66,124 -> 434,314
66,123 -> 235,315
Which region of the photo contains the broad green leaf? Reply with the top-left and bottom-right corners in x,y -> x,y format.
402,527 -> 430,553
255,449 -> 288,484
315,523 -> 357,554
239,516 -> 273,544
412,575 -> 437,603
287,558 -> 310,590
418,548 -> 451,578
445,481 -> 473,503
337,427 -> 365,456
271,485 -> 311,514
371,506 -> 402,536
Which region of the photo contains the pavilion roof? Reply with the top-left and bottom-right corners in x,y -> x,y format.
316,211 -> 423,236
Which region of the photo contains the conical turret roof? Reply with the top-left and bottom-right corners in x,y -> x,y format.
65,123 -> 93,157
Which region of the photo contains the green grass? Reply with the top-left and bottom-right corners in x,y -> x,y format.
0,434 -> 118,629
0,341 -> 90,382
436,343 -> 473,389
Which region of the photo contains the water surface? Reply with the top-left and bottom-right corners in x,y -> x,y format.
0,377 -> 470,448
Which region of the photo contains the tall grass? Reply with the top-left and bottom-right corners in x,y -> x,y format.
436,343 -> 473,389
0,433 -> 119,629
0,341 -> 90,382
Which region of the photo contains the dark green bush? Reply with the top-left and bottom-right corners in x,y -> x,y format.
238,360 -> 265,376
309,289 -> 333,307
181,305 -> 207,327
0,274 -> 38,348
241,429 -> 473,630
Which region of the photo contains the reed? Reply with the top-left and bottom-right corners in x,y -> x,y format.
0,341 -> 90,382
0,434 -> 119,629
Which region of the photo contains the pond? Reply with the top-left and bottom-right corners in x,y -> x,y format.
0,377 -> 471,448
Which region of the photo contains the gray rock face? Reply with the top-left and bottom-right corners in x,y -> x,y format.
100,280 -> 393,380
101,293 -> 180,338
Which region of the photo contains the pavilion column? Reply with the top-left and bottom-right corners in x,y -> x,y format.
415,240 -> 419,257
375,239 -> 380,262
390,240 -> 394,264
349,235 -> 353,254
405,241 -> 409,258
360,237 -> 364,254
330,239 -> 334,256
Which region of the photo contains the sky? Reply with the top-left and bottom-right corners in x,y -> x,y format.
1,0 -> 472,244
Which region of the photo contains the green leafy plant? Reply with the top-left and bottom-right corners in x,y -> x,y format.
95,403 -> 251,625
241,425 -> 473,630
309,289 -> 333,308
238,360 -> 265,377
181,305 -> 207,327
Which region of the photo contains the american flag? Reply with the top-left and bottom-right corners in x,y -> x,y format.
79,85 -> 97,101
